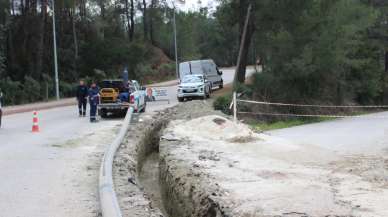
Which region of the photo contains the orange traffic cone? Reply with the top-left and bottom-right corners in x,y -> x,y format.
32,111 -> 40,133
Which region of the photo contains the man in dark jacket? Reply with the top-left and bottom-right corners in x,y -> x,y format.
88,82 -> 100,122
76,80 -> 88,117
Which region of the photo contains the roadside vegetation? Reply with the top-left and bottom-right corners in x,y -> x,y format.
0,0 -> 252,105
1,0 -> 388,108
212,0 -> 388,128
250,118 -> 334,132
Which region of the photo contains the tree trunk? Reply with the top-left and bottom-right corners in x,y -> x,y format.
99,0 -> 105,18
80,0 -> 86,20
129,0 -> 135,41
236,0 -> 255,83
149,0 -> 156,45
142,0 -> 148,41
11,0 -> 15,15
36,0 -> 47,78
125,0 -> 131,42
383,50 -> 388,104
72,9 -> 78,75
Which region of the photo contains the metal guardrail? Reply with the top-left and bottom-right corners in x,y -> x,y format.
99,106 -> 134,217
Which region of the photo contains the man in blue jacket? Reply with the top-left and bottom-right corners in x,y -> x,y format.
88,82 -> 100,123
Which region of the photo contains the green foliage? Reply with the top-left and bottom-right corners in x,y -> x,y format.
79,38 -> 148,79
0,77 -> 23,105
249,0 -> 384,105
251,117 -> 335,132
23,76 -> 42,102
213,94 -> 232,115
1,0 -> 388,108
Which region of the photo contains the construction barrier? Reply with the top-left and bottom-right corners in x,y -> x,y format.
231,92 -> 388,120
145,87 -> 170,104
31,111 -> 40,132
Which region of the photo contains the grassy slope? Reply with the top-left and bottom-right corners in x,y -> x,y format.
212,74 -> 336,131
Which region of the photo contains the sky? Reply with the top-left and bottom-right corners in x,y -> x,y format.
176,0 -> 219,12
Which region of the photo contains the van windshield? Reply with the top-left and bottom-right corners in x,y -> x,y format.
182,76 -> 203,83
179,61 -> 202,76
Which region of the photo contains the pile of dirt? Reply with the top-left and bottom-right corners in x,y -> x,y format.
165,115 -> 259,142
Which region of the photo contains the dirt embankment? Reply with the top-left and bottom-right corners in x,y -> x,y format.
114,100 -> 388,217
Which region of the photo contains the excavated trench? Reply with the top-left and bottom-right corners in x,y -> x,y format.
134,116 -> 169,216
135,116 -> 225,217
138,152 -> 167,215
114,101 -> 227,217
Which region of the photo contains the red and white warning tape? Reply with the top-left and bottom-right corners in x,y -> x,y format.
237,111 -> 388,119
237,99 -> 388,108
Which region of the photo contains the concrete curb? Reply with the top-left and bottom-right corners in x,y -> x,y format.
99,107 -> 134,217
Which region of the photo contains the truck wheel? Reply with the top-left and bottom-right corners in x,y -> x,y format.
100,109 -> 108,118
140,103 -> 146,113
178,97 -> 184,102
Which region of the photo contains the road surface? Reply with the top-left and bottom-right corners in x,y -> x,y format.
267,112 -> 388,216
270,112 -> 388,155
0,67 -> 251,217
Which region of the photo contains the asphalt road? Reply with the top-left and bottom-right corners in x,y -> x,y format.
0,67 -> 251,217
267,113 -> 388,216
270,111 -> 388,155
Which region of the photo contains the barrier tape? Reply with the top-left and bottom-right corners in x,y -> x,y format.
237,111 -> 388,119
237,99 -> 388,108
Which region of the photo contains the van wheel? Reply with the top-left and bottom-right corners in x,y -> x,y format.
178,97 -> 184,102
219,80 -> 223,89
206,87 -> 211,98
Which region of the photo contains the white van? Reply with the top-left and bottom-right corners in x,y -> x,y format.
179,59 -> 223,89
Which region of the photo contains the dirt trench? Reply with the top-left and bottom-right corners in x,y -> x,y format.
113,101 -> 227,217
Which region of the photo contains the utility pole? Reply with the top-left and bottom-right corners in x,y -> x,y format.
52,0 -> 60,100
234,3 -> 252,87
173,5 -> 179,79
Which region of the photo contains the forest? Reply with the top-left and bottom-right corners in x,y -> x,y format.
1,0 -> 388,106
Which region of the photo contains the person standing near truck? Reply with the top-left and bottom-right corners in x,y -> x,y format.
88,82 -> 100,123
76,80 -> 88,117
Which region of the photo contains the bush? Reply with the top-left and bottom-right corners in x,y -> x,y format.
135,64 -> 157,82
0,77 -> 23,105
159,63 -> 176,77
23,76 -> 42,102
60,81 -> 77,98
213,94 -> 232,115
